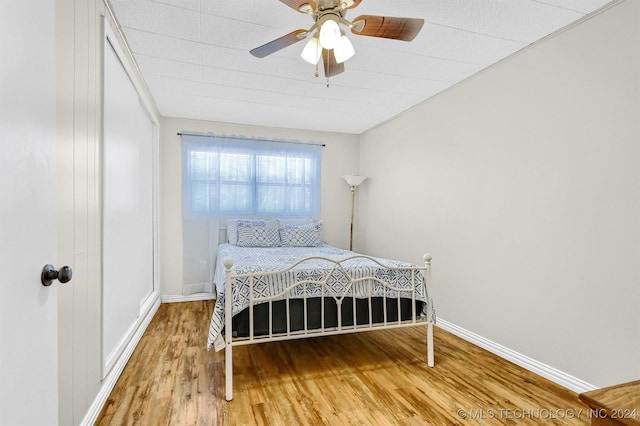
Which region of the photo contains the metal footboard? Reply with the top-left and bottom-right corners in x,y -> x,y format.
224,254 -> 434,401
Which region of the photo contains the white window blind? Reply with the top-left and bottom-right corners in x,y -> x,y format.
181,133 -> 322,217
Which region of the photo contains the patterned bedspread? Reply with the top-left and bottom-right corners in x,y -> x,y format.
207,243 -> 429,350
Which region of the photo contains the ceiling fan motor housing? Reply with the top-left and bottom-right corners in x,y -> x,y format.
317,0 -> 341,12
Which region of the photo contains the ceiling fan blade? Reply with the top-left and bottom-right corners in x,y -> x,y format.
279,0 -> 316,14
250,30 -> 307,58
350,15 -> 424,41
322,49 -> 344,77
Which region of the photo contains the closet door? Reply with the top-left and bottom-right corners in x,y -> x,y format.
102,37 -> 155,375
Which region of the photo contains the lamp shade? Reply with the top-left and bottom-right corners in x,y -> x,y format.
343,175 -> 367,187
334,35 -> 355,64
319,19 -> 341,50
301,35 -> 321,64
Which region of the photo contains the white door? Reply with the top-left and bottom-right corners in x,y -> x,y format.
0,1 -> 60,425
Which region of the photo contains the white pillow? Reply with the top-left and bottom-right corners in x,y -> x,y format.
236,219 -> 281,247
226,219 -> 239,244
280,222 -> 323,247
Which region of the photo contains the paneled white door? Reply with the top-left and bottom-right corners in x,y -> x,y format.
0,1 -> 60,424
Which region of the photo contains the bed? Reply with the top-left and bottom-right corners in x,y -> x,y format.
207,219 -> 435,401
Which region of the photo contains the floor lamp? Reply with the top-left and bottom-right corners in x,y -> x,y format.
343,175 -> 367,251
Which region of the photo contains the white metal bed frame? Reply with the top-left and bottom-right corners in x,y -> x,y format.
223,253 -> 434,401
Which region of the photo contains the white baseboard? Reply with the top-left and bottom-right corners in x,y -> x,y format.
436,318 -> 596,394
80,292 -> 161,426
162,293 -> 216,303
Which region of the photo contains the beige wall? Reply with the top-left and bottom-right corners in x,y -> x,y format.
159,117 -> 360,296
358,0 -> 639,388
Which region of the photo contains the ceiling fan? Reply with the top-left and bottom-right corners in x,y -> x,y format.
250,0 -> 425,78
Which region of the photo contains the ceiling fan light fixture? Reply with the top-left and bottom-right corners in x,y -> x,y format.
334,35 -> 354,63
301,34 -> 321,64
319,17 -> 341,50
249,2 -> 426,79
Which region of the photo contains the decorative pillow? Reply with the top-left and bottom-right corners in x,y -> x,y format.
236,219 -> 281,247
226,219 -> 239,245
279,222 -> 323,247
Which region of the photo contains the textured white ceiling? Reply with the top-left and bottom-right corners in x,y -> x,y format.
109,0 -> 614,134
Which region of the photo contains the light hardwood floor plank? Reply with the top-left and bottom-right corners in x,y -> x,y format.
95,301 -> 589,425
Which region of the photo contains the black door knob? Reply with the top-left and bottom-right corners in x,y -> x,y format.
41,264 -> 73,287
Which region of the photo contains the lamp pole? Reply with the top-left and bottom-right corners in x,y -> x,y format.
342,175 -> 367,252
349,185 -> 356,251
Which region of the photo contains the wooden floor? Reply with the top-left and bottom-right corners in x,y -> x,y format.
96,301 -> 589,425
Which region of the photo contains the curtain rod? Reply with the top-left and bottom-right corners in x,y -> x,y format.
177,132 -> 325,147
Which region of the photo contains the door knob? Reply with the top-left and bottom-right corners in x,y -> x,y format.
41,264 -> 72,287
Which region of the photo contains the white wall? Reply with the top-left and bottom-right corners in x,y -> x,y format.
358,0 -> 639,388
160,117 -> 360,296
56,1 -> 160,424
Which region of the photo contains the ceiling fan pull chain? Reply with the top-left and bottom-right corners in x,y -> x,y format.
326,78 -> 330,88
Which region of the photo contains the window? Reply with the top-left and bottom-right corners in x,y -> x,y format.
182,133 -> 321,217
